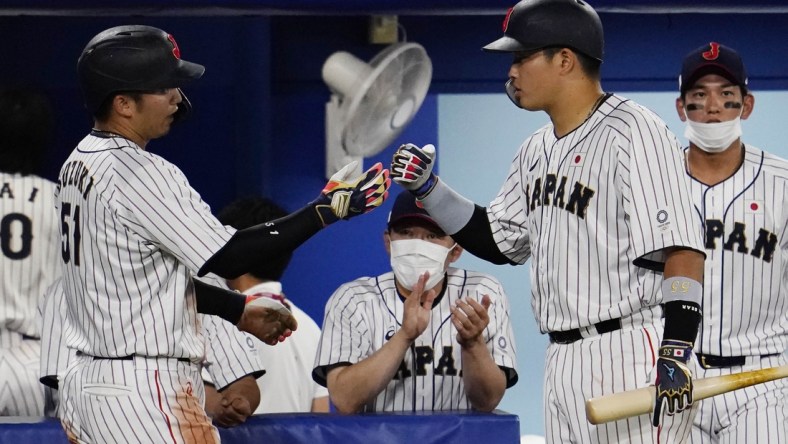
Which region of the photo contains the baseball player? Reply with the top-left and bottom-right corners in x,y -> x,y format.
39,277 -> 267,428
217,196 -> 329,413
675,42 -> 788,444
0,87 -> 60,416
57,25 -> 389,443
313,191 -> 518,413
390,1 -> 706,442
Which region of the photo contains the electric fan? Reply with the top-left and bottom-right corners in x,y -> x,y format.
322,42 -> 432,178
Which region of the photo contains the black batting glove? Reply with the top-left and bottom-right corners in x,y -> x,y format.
652,339 -> 694,427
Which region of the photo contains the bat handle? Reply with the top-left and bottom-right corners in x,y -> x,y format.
585,386 -> 655,425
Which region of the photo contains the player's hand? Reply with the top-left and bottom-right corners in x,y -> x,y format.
213,394 -> 253,428
652,339 -> 694,427
400,272 -> 437,342
236,300 -> 298,346
451,294 -> 491,349
313,160 -> 390,226
391,143 -> 437,197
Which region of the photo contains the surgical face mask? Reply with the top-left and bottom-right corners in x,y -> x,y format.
684,117 -> 742,153
389,239 -> 455,291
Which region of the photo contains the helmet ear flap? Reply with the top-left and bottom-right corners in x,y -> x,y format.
172,88 -> 192,124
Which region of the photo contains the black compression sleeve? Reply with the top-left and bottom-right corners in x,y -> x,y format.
452,205 -> 516,265
194,279 -> 246,323
662,300 -> 701,343
198,203 -> 323,279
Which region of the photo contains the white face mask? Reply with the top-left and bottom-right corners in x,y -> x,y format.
389,239 -> 455,291
684,117 -> 742,153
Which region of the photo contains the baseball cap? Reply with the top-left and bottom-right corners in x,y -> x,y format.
679,42 -> 747,94
387,191 -> 440,231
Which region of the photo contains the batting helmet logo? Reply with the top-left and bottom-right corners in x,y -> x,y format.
502,7 -> 514,32
167,34 -> 182,60
702,42 -> 720,61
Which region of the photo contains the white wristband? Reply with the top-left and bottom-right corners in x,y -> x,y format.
661,277 -> 702,305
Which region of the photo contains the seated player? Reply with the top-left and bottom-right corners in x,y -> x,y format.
313,191 -> 518,413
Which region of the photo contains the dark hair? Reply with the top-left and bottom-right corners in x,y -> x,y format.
217,196 -> 292,281
543,47 -> 601,79
0,87 -> 54,174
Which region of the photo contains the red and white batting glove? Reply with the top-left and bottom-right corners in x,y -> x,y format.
391,143 -> 437,198
313,160 -> 390,226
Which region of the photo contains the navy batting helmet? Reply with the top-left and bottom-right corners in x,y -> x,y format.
77,25 -> 204,116
483,0 -> 604,62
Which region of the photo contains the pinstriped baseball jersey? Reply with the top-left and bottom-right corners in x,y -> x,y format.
1,172 -> 60,337
200,314 -> 265,390
313,267 -> 517,412
40,278 -> 265,418
487,94 -> 704,333
55,132 -> 235,360
688,145 -> 788,357
39,278 -> 72,388
38,278 -> 72,417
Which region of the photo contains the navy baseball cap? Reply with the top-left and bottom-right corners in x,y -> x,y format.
679,42 -> 747,95
387,191 -> 440,230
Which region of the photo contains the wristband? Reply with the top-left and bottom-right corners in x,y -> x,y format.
414,173 -> 438,198
661,276 -> 702,305
658,339 -> 693,363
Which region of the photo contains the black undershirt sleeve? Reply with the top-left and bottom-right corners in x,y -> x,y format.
662,300 -> 701,343
198,204 -> 323,280
193,279 -> 246,323
452,205 -> 516,266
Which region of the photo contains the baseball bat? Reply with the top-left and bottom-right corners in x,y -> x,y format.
585,364 -> 788,425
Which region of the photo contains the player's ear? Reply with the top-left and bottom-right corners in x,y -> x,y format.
741,93 -> 755,120
675,97 -> 688,122
113,94 -> 135,118
557,48 -> 574,74
447,242 -> 463,264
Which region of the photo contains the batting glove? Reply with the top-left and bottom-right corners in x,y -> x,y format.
652,339 -> 694,427
391,143 -> 437,198
313,160 -> 390,226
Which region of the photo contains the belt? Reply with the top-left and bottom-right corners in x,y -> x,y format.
697,353 -> 780,369
77,352 -> 191,363
548,318 -> 622,344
